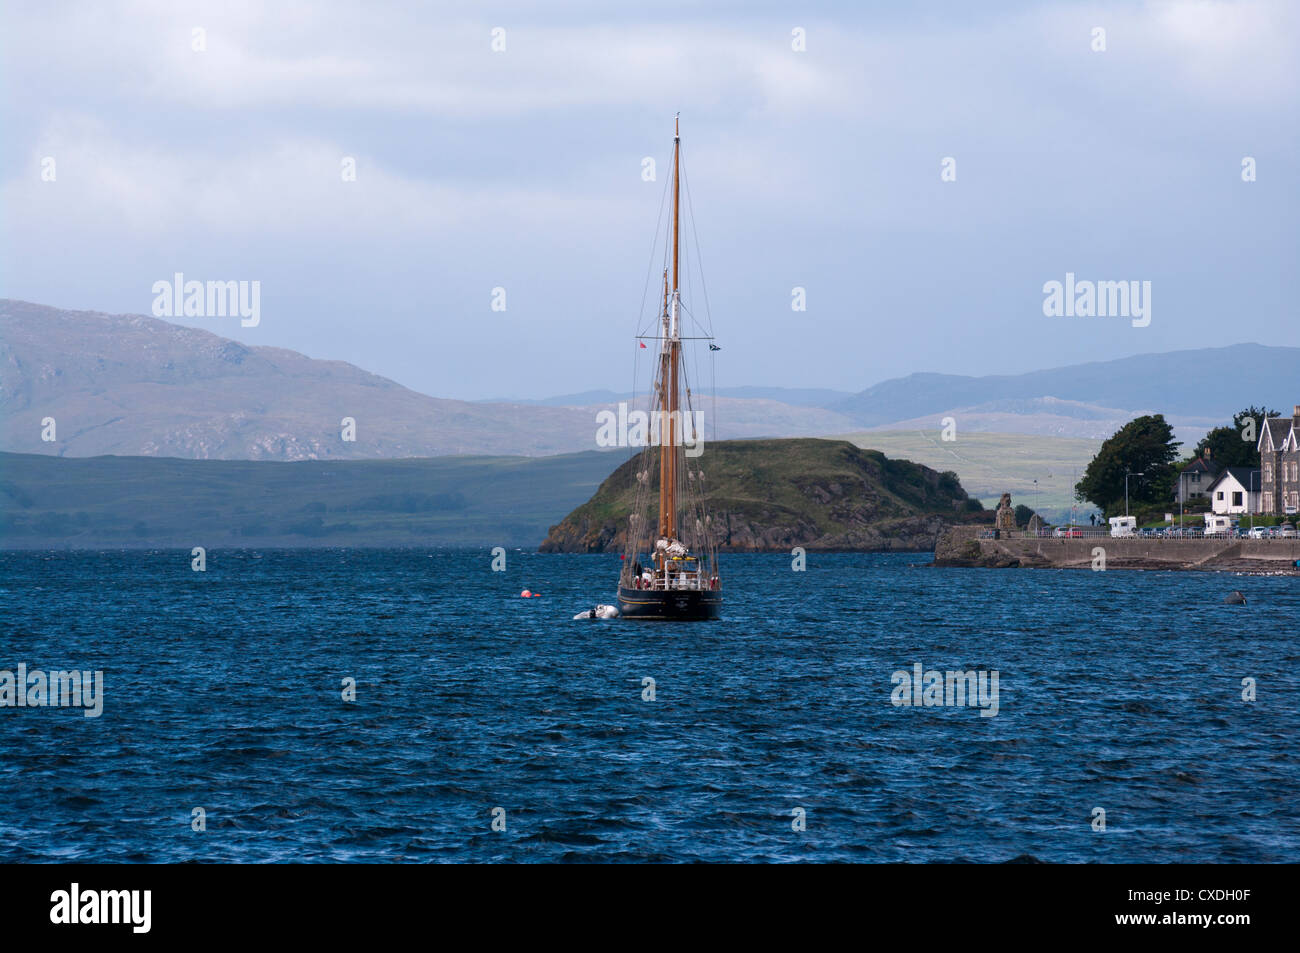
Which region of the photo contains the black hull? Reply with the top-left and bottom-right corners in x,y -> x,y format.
617,586 -> 722,620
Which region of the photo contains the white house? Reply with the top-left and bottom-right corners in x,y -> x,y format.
1205,467 -> 1258,515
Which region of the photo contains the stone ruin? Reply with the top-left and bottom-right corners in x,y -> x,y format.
995,492 -> 1017,533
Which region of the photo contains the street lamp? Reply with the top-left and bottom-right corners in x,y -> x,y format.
1250,470 -> 1260,532
1124,470 -> 1133,518
1179,468 -> 1185,533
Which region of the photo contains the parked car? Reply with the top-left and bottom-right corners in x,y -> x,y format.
1247,526 -> 1269,539
1280,524 -> 1297,539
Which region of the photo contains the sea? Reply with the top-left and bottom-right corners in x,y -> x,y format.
1,549 -> 1296,863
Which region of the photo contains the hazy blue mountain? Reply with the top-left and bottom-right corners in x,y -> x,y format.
713,386 -> 855,407
832,344 -> 1300,426
488,386 -> 853,408
0,300 -> 855,459
0,299 -> 603,459
476,389 -> 634,406
4,299 -> 1292,463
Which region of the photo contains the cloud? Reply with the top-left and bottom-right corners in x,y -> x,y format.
3,3 -> 853,118
1,114 -> 644,239
1,0 -> 1296,399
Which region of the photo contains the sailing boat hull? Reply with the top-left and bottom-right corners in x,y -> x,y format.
617,586 -> 722,621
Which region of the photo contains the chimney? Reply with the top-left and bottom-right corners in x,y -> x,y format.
1203,447 -> 1211,459
1293,403 -> 1300,417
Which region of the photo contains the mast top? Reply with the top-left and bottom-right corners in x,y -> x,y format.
674,113 -> 679,141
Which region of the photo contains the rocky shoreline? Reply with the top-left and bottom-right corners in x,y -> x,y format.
541,512 -> 964,553
933,525 -> 1300,573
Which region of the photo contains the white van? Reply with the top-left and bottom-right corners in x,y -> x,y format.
1108,516 -> 1137,538
1203,514 -> 1233,537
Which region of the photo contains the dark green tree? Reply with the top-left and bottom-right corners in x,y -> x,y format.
1013,503 -> 1034,527
1192,406 -> 1279,469
1075,415 -> 1180,517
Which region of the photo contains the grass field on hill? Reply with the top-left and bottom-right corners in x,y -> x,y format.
840,430 -> 1102,522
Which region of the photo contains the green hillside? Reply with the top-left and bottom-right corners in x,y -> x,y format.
0,450 -> 624,548
541,438 -> 986,552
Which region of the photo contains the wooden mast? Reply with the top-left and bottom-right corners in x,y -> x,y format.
658,115 -> 681,548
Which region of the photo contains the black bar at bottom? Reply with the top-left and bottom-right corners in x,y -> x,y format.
0,862 -> 1280,940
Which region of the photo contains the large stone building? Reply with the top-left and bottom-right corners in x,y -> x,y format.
1258,405 -> 1300,516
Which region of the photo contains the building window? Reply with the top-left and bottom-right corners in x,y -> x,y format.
1216,491 -> 1224,500
1232,491 -> 1242,506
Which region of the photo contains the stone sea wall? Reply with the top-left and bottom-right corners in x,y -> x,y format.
934,526 -> 1300,573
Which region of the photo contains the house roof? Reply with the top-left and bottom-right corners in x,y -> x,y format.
1179,457 -> 1222,475
1259,416 -> 1293,452
1207,466 -> 1258,492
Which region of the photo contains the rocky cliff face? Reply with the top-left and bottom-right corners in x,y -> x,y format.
540,438 -> 986,553
541,510 -> 960,553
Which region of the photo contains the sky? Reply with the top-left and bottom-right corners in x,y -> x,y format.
1,0 -> 1297,401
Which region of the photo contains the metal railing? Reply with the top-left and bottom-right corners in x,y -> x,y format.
625,571 -> 716,591
983,528 -> 1296,542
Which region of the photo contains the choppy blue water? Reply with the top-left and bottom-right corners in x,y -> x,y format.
0,549 -> 1296,863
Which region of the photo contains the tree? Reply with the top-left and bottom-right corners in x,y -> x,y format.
1076,415 -> 1180,517
1192,406 -> 1279,470
1013,503 -> 1034,527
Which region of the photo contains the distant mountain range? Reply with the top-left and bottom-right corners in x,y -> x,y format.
0,300 -> 854,459
2,299 -> 1295,462
827,344 -> 1300,429
484,386 -> 855,408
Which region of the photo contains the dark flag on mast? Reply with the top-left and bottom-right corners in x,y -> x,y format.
709,343 -> 720,351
